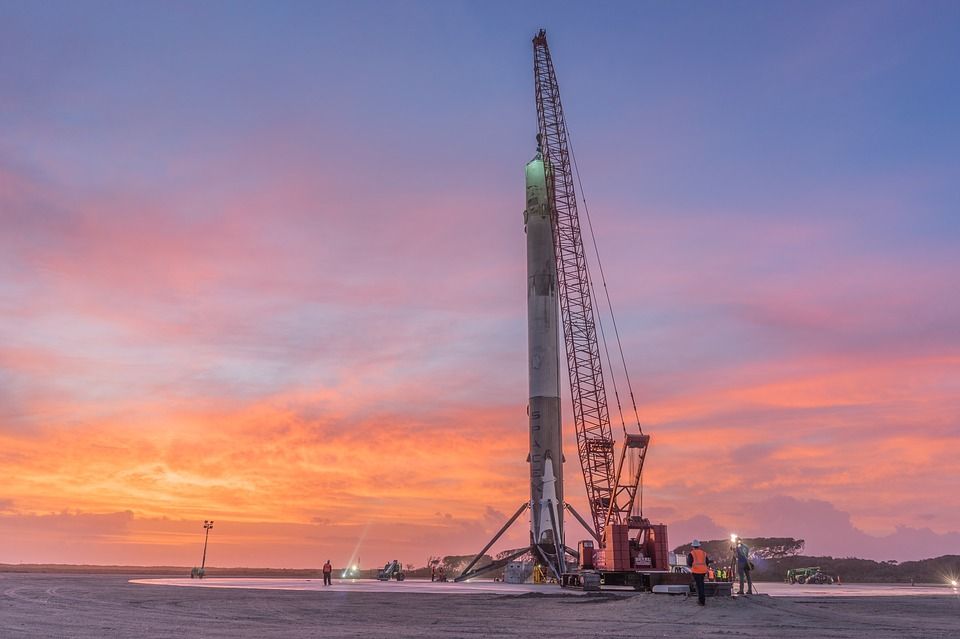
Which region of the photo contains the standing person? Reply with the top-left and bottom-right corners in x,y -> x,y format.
687,540 -> 711,606
322,559 -> 333,586
734,537 -> 754,595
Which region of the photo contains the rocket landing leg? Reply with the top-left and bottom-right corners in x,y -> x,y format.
455,503 -> 569,582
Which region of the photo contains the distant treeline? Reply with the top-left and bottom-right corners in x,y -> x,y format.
673,537 -> 960,584
750,554 -> 960,584
0,564 -> 329,577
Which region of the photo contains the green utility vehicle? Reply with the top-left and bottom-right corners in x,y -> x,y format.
786,567 -> 836,584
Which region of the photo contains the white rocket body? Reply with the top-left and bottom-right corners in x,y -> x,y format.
524,149 -> 564,552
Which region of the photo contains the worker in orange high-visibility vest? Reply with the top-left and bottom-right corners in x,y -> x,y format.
686,540 -> 712,606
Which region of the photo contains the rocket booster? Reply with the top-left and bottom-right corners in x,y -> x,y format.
524,144 -> 564,551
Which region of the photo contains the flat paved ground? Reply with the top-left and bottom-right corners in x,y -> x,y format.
2,573 -> 959,638
132,576 -> 958,598
129,577 -> 576,595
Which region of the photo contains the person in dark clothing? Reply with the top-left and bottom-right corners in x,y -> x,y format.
322,560 -> 333,586
733,537 -> 754,595
686,539 -> 712,605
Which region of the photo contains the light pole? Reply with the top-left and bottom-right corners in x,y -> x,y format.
200,520 -> 214,577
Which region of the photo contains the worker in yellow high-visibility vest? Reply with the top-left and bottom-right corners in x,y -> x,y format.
533,563 -> 545,584
686,540 -> 713,606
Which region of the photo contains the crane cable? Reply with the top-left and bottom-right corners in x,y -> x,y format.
552,127 -> 628,437
567,133 -> 644,435
556,125 -> 627,437
570,140 -> 645,517
586,255 -> 628,437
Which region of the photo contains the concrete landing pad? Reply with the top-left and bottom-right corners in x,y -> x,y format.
740,582 -> 959,598
130,577 -> 960,598
129,577 -> 587,595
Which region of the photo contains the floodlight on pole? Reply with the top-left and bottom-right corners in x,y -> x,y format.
200,520 -> 214,576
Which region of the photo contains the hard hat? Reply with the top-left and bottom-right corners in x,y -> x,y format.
692,539 -> 701,548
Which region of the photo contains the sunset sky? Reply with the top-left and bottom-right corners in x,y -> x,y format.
2,1 -> 959,568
